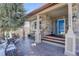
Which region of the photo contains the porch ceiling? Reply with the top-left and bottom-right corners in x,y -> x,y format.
44,5 -> 68,18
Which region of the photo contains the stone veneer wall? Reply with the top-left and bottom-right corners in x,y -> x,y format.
41,15 -> 68,36
29,14 -> 68,38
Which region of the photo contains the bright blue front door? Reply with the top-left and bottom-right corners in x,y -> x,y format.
56,19 -> 65,35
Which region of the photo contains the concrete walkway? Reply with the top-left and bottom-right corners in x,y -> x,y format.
15,38 -> 65,56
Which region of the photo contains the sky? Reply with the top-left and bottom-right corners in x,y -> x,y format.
23,3 -> 44,27
23,3 -> 44,14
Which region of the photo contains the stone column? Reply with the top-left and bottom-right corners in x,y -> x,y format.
35,15 -> 41,43
65,3 -> 76,55
75,3 -> 79,53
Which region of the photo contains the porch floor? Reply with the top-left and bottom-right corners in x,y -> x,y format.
15,37 -> 65,56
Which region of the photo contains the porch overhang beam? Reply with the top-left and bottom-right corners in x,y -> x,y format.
37,4 -> 67,15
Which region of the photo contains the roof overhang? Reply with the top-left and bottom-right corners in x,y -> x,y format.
26,3 -> 67,21
26,3 -> 57,17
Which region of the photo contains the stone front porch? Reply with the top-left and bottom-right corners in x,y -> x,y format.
26,3 -> 79,55
15,37 -> 65,56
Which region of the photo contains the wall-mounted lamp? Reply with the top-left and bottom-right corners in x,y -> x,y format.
72,13 -> 77,22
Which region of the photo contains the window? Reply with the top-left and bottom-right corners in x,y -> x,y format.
34,22 -> 36,29
39,21 -> 42,29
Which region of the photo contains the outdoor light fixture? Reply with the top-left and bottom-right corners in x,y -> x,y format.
72,13 -> 77,22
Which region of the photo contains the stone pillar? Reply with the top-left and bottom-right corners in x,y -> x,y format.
65,3 -> 76,55
35,15 -> 41,43
75,4 -> 79,53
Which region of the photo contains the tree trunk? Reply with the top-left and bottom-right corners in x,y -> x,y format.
9,31 -> 12,38
2,30 -> 5,40
23,26 -> 25,40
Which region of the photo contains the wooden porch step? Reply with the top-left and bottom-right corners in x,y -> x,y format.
45,36 -> 65,41
43,37 -> 65,42
42,36 -> 65,45
42,38 -> 65,45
